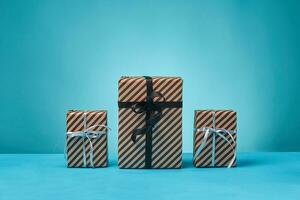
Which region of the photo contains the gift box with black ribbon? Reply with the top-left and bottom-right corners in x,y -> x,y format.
65,110 -> 109,168
118,76 -> 183,169
193,110 -> 237,168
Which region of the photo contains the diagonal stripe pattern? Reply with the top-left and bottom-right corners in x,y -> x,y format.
66,110 -> 108,168
193,110 -> 237,168
118,76 -> 183,169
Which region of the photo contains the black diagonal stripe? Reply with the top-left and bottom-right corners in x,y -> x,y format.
152,127 -> 181,165
152,137 -> 181,167
119,133 -> 145,161
120,79 -> 145,102
131,86 -> 147,102
119,78 -> 144,101
118,78 -> 128,90
91,137 -> 107,167
152,110 -> 181,146
157,79 -> 177,99
98,153 -> 108,167
169,85 -> 182,102
126,81 -> 147,102
97,113 -> 107,127
119,110 -> 144,134
219,152 -> 234,167
118,137 -> 145,167
119,108 -> 130,119
216,146 -> 234,166
194,127 -> 213,155
215,134 -> 232,154
194,129 -> 210,153
215,141 -> 232,165
68,144 -> 84,167
94,141 -> 107,167
216,111 -> 231,127
67,112 -> 77,125
151,110 -> 180,145
196,135 -> 213,167
152,107 -> 172,128
119,78 -> 141,97
72,153 -> 84,167
163,79 -> 182,101
67,113 -> 83,131
118,118 -> 145,155
119,111 -> 144,134
93,136 -> 107,160
194,131 -> 207,159
119,109 -> 133,125
118,109 -> 133,127
196,146 -> 212,167
153,78 -> 169,91
67,137 -> 82,158
126,150 -> 145,169
217,112 -> 235,129
152,120 -> 181,161
153,78 -> 173,93
151,108 -> 175,138
223,118 -> 236,130
161,78 -> 181,96
172,156 -> 182,169
215,134 -> 236,158
86,112 -> 101,127
195,111 -> 210,127
118,132 -> 145,164
196,134 -> 213,160
197,113 -> 213,128
157,147 -> 182,168
66,136 -> 78,152
68,141 -> 85,166
121,142 -> 146,168
68,138 -> 85,165
118,129 -> 145,160
135,155 -> 146,168
155,141 -> 182,168
215,110 -> 228,118
118,112 -> 145,144
72,114 -> 85,132
152,128 -> 181,165
152,118 -> 181,158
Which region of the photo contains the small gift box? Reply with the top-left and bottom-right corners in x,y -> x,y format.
66,110 -> 109,168
193,110 -> 237,168
118,76 -> 183,169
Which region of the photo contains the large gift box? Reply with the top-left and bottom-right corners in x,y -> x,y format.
193,110 -> 237,168
66,110 -> 109,168
118,76 -> 183,169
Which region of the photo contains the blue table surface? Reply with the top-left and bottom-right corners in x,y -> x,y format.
0,153 -> 299,200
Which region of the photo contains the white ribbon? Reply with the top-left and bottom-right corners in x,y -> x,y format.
194,111 -> 237,168
65,112 -> 110,168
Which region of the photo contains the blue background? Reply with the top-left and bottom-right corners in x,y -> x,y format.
0,0 -> 299,153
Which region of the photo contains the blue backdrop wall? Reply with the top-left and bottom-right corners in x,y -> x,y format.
0,0 -> 299,153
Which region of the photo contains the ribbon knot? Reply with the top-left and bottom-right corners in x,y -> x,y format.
130,91 -> 165,143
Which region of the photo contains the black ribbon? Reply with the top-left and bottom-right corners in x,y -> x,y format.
118,76 -> 182,168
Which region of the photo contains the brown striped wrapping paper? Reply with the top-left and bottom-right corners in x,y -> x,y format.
193,110 -> 237,168
66,110 -> 108,168
118,76 -> 183,169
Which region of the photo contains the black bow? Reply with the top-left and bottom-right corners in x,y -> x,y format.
130,91 -> 166,142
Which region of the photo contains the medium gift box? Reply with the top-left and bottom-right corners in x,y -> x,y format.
118,76 -> 183,169
66,110 -> 109,168
193,110 -> 237,168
